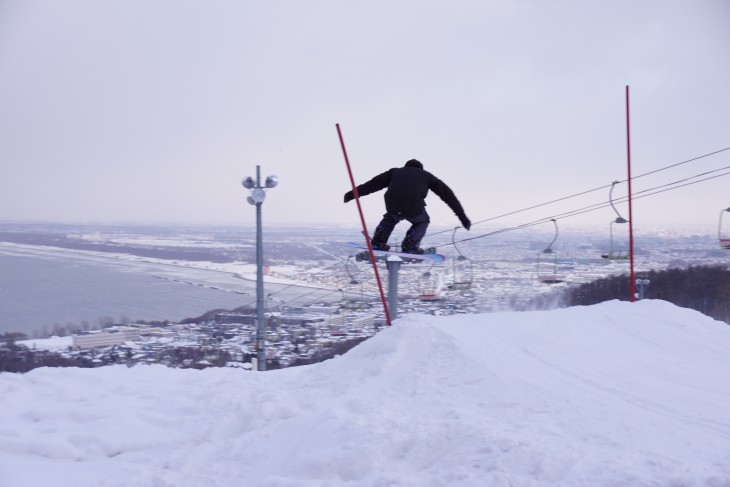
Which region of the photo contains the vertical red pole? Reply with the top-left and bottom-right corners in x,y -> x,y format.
336,123 -> 393,326
626,86 -> 636,302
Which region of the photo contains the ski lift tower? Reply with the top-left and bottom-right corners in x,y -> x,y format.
242,166 -> 278,371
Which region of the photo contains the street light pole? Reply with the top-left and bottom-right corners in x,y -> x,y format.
254,166 -> 265,370
242,165 -> 278,371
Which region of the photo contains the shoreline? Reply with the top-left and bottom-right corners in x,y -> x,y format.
0,243 -> 343,337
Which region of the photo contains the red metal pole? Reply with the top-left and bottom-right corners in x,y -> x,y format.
336,123 -> 393,326
626,86 -> 636,302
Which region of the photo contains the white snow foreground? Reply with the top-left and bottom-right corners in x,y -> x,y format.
2,300 -> 730,487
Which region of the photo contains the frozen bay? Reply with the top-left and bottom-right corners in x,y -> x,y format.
0,243 -> 332,336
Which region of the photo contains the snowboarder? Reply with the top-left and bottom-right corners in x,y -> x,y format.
344,159 -> 471,254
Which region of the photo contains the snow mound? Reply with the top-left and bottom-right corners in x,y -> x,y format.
2,300 -> 730,486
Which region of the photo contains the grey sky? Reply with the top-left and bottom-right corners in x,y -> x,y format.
1,0 -> 728,234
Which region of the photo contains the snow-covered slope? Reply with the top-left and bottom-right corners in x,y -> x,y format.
2,300 -> 730,486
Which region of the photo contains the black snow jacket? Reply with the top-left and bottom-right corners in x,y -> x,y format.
344,159 -> 470,227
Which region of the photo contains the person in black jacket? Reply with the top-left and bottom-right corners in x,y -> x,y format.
344,159 -> 471,254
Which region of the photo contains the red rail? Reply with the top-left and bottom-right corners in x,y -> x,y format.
626,86 -> 636,302
336,124 -> 393,326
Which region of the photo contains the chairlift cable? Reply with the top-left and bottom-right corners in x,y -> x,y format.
427,146 -> 729,240
425,182 -> 613,239
450,169 -> 730,246
629,146 -> 730,181
238,151 -> 730,310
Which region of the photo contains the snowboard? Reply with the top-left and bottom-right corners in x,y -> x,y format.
348,242 -> 445,263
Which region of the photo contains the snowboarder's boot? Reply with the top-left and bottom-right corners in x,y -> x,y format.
371,226 -> 391,251
401,230 -> 435,255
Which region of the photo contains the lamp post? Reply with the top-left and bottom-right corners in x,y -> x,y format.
242,165 -> 278,371
635,279 -> 650,300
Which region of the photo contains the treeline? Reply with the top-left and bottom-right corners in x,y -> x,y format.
0,330 -> 369,374
0,348 -> 95,372
528,264 -> 730,325
283,337 -> 369,369
0,334 -> 95,372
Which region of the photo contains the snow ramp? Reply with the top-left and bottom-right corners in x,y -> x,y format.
2,300 -> 730,487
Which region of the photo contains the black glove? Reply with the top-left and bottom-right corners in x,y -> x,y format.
458,214 -> 471,231
344,191 -> 354,203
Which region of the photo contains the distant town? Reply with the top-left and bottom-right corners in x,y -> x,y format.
1,222 -> 728,372
23,305 -> 378,370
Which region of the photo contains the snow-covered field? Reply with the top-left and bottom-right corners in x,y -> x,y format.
2,300 -> 730,486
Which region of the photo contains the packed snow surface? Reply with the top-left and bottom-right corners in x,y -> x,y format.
2,300 -> 730,486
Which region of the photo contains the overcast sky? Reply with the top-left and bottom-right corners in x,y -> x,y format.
1,0 -> 728,234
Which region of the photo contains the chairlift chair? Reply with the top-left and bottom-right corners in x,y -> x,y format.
601,181 -> 630,260
418,271 -> 441,301
536,219 -> 565,284
340,287 -> 364,310
418,261 -> 442,301
344,255 -> 360,285
341,256 -> 365,308
601,219 -> 630,260
448,227 -> 474,290
719,207 -> 730,249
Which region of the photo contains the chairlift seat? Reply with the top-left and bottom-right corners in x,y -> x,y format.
538,275 -> 564,284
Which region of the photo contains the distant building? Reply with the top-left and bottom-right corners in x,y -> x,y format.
215,313 -> 256,325
326,314 -> 346,327
350,315 -> 376,328
298,306 -> 339,315
279,315 -> 327,325
73,328 -> 141,350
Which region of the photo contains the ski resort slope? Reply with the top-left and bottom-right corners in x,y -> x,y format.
2,300 -> 730,487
